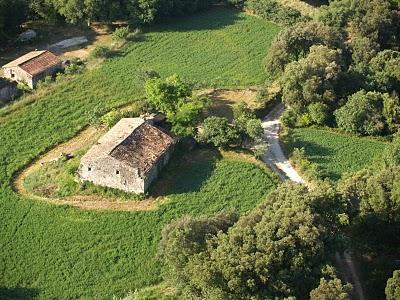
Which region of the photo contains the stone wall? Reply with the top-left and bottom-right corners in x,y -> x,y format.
0,80 -> 19,107
78,156 -> 146,194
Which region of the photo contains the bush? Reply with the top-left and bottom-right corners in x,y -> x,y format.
91,46 -> 113,59
308,103 -> 330,126
386,270 -> 400,300
112,26 -> 130,41
281,109 -> 298,128
64,59 -> 85,75
246,118 -> 263,142
246,0 -> 306,25
199,116 -> 239,148
100,109 -> 123,128
335,90 -> 387,136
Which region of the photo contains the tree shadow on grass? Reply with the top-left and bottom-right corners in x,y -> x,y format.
148,7 -> 243,34
0,287 -> 40,300
150,147 -> 221,197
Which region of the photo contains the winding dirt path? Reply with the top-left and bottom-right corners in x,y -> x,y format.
261,103 -> 304,183
262,104 -> 366,300
13,127 -> 167,212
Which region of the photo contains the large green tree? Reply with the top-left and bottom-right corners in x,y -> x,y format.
334,90 -> 388,136
145,74 -> 207,136
265,21 -> 344,77
159,183 -> 348,299
280,45 -> 344,112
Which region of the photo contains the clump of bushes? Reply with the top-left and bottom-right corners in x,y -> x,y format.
90,45 -> 113,59
199,102 -> 265,156
112,26 -> 130,41
246,0 -> 308,25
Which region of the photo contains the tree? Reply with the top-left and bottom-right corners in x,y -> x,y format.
158,183 -> 348,299
383,93 -> 400,134
335,90 -> 387,136
381,133 -> 400,167
145,74 -> 207,136
0,0 -> 28,42
280,45 -> 344,113
386,270 -> 400,300
338,166 -> 400,223
233,102 -> 263,142
199,117 -> 239,148
310,277 -> 352,300
265,21 -> 343,77
368,50 -> 400,94
308,103 -> 331,126
158,213 -> 238,296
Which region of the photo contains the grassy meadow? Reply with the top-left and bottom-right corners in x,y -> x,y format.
285,128 -> 387,181
0,8 -> 280,299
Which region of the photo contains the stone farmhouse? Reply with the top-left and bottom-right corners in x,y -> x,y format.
2,50 -> 62,89
78,118 -> 177,193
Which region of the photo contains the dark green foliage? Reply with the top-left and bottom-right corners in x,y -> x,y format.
0,0 -> 28,41
386,270 -> 400,300
145,74 -> 207,136
281,45 -> 344,112
199,117 -> 239,148
159,183 -> 348,299
246,0 -> 306,26
335,90 -> 387,136
158,212 -> 239,293
308,103 -> 331,126
233,102 -> 263,142
265,21 -> 343,77
339,167 -> 400,223
368,50 -> 400,94
281,108 -> 298,128
381,133 -> 400,167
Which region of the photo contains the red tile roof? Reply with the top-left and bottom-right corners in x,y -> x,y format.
2,50 -> 61,76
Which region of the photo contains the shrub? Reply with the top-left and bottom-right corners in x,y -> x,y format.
64,59 -> 85,75
91,46 -> 113,59
281,109 -> 298,128
246,0 -> 306,26
112,26 -> 130,41
299,112 -> 312,127
100,109 -> 123,128
386,270 -> 400,300
308,103 -> 330,126
246,118 -> 263,142
335,90 -> 387,136
199,116 -> 239,148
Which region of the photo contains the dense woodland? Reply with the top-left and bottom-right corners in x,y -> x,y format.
1,0 -> 400,299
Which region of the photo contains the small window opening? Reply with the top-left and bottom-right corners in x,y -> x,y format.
88,167 -> 92,171
116,170 -> 120,175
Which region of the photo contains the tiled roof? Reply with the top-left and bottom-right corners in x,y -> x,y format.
82,118 -> 176,175
2,50 -> 61,76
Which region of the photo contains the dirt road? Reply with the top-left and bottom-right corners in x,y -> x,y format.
261,103 -> 304,183
261,104 -> 366,300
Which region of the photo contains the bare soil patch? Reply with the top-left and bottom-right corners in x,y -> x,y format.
202,88 -> 258,121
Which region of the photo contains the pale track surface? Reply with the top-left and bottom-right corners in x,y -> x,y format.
261,103 -> 304,183
262,103 -> 366,300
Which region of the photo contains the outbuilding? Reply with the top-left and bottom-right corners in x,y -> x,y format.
2,50 -> 62,88
78,117 -> 177,194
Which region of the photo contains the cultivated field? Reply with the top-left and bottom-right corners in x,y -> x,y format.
0,8 -> 280,299
285,128 -> 387,180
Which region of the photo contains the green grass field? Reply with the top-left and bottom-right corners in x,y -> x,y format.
285,128 -> 387,180
0,8 -> 280,299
